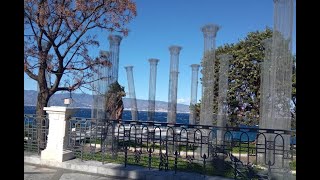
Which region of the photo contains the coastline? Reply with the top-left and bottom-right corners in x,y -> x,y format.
24,105 -> 190,114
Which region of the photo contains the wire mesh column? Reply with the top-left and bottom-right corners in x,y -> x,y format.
124,66 -> 138,121
216,54 -> 232,145
262,0 -> 294,176
199,24 -> 220,126
259,38 -> 272,130
148,59 -> 160,121
189,64 -> 200,125
108,35 -> 122,84
258,38 -> 273,168
167,46 -> 182,124
91,50 -> 110,119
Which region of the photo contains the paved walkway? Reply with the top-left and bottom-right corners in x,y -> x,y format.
24,152 -> 233,180
24,163 -> 125,180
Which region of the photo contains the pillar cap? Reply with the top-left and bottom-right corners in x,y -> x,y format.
261,38 -> 273,49
99,50 -> 110,60
44,106 -> 74,113
273,0 -> 291,3
169,45 -> 182,55
148,58 -> 160,64
108,35 -> 122,45
217,54 -> 233,61
190,64 -> 200,68
124,66 -> 134,70
201,24 -> 220,37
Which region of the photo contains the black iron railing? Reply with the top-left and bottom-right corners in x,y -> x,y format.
24,114 -> 49,154
67,118 -> 296,179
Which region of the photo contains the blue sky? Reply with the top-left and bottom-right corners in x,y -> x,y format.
24,0 -> 296,105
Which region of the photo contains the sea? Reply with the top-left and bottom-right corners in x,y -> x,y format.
24,106 -> 190,124
24,106 -> 296,144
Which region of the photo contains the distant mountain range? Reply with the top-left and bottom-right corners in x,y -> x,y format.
24,90 -> 190,113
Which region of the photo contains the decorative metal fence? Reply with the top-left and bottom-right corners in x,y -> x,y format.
66,118 -> 296,179
24,114 -> 49,154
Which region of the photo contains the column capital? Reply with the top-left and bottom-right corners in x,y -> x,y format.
43,106 -> 75,120
261,38 -> 273,50
217,54 -> 233,61
169,45 -> 182,55
273,0 -> 292,4
43,106 -> 71,114
124,65 -> 134,71
148,58 -> 160,65
190,64 -> 200,70
108,35 -> 122,46
201,24 -> 220,38
99,50 -> 110,60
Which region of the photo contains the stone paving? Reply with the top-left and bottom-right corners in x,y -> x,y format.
24,163 -> 126,180
24,152 -> 234,180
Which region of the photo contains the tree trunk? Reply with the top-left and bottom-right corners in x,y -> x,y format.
105,92 -> 124,121
36,88 -> 50,150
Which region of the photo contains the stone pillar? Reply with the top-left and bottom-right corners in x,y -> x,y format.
108,35 -> 122,83
124,66 -> 138,121
199,24 -> 220,127
148,59 -> 159,121
41,106 -> 75,162
167,46 -> 182,124
189,64 -> 200,125
216,54 -> 232,145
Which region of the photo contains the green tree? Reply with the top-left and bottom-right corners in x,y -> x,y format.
215,28 -> 273,126
196,28 -> 296,128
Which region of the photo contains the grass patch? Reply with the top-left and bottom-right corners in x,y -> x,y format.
231,143 -> 256,154
87,139 -> 197,153
289,160 -> 296,171
75,151 -> 237,178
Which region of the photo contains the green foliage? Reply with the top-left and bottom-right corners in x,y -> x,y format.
215,28 -> 273,126
231,143 -> 256,154
198,28 -> 296,127
289,160 -> 296,171
190,102 -> 201,124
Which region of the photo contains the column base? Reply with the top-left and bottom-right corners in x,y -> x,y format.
41,149 -> 75,162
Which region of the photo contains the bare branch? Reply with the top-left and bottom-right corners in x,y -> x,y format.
63,43 -> 83,69
25,13 -> 40,40
60,15 -> 98,58
24,0 -> 137,114
24,67 -> 38,81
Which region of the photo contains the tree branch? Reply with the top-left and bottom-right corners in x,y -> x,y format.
63,43 -> 83,69
24,68 -> 38,81
61,16 -> 97,59
26,13 -> 40,40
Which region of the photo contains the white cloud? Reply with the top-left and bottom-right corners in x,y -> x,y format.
177,98 -> 190,105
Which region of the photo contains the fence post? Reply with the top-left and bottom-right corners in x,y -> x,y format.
41,106 -> 75,162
